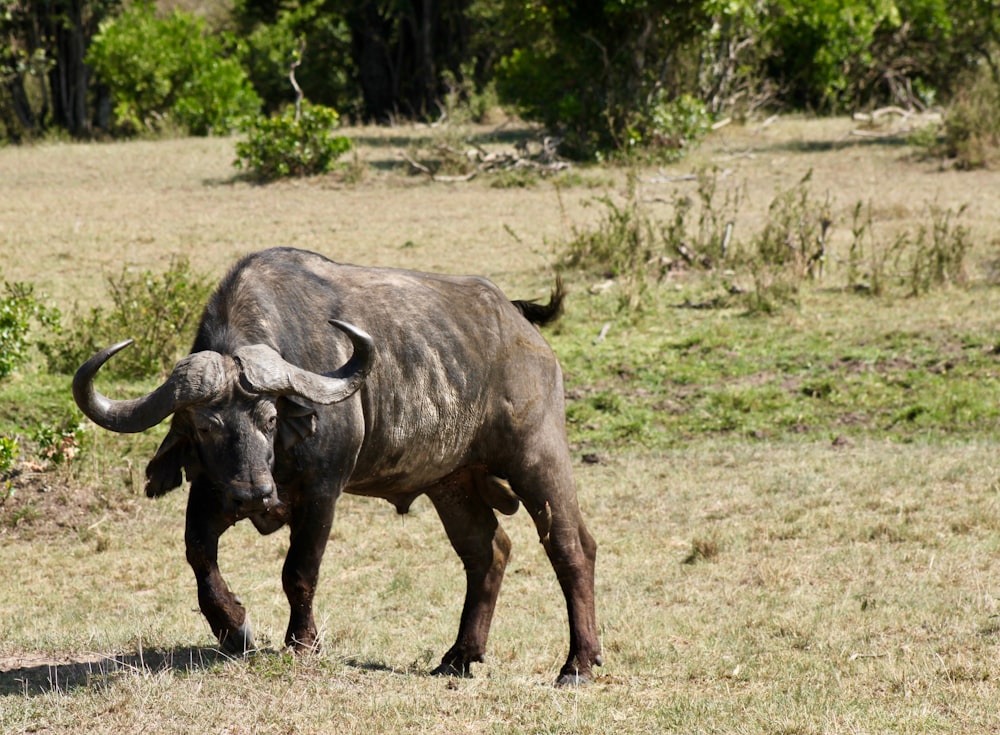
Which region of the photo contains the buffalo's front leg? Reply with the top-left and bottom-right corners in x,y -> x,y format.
282,495 -> 337,651
427,478 -> 512,677
185,487 -> 251,655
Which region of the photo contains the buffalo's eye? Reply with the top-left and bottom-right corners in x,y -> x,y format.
255,401 -> 278,435
192,412 -> 222,436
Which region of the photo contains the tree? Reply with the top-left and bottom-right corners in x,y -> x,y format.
0,0 -> 119,139
761,0 -> 1000,112
495,0 -> 721,157
87,3 -> 260,135
235,0 -> 484,121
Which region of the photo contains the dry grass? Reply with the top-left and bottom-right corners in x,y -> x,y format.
0,125 -> 605,308
2,117 -> 1000,732
2,444 -> 1000,732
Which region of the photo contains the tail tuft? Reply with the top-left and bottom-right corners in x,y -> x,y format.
511,275 -> 565,327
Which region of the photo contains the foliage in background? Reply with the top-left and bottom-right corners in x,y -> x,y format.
4,0 -> 1000,167
86,3 -> 260,135
233,0 -> 495,121
42,257 -> 212,379
0,0 -> 121,140
235,102 -> 351,180
0,278 -> 60,380
495,1 -> 722,158
235,0 -> 356,116
763,0 -> 999,112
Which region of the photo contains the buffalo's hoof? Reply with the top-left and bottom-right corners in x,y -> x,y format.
431,661 -> 472,678
287,638 -> 321,654
555,670 -> 591,687
218,621 -> 255,656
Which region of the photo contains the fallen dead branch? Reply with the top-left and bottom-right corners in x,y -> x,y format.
400,137 -> 571,182
849,107 -> 942,140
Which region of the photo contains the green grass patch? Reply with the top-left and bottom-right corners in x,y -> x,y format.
553,283 -> 1000,452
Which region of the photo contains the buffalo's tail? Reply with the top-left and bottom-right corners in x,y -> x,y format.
511,274 -> 565,327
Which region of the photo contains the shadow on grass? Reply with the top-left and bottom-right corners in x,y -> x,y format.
0,647 -> 409,696
754,134 -> 915,155
0,646 -> 232,696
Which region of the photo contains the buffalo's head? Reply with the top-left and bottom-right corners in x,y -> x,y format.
73,321 -> 374,519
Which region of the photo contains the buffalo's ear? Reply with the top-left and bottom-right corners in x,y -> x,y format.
145,429 -> 189,497
277,396 -> 317,449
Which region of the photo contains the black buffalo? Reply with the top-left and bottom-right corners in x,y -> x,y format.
73,247 -> 601,685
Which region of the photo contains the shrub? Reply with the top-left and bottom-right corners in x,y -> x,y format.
941,66 -> 1000,169
562,167 -> 743,311
0,279 -> 60,380
624,93 -> 713,162
87,3 -> 261,135
907,204 -> 972,295
736,171 -> 832,313
42,257 -> 212,379
561,173 -> 661,312
846,200 -> 972,297
235,102 -> 351,181
33,422 -> 83,465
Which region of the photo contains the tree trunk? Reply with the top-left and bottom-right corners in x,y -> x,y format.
48,0 -> 91,136
349,1 -> 397,120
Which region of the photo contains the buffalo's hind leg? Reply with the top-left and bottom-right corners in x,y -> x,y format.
185,484 -> 254,655
505,442 -> 601,686
427,473 -> 512,677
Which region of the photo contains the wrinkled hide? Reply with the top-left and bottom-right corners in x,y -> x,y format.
73,247 -> 601,685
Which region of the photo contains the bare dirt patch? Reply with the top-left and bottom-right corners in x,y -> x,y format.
0,458 -> 140,541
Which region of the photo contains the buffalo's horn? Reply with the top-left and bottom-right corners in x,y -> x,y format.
73,341 -> 232,433
233,320 -> 375,404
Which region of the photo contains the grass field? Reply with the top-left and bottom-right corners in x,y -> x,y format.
2,116 -> 1000,733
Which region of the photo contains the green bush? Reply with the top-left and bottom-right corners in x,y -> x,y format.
235,102 -> 351,181
0,279 -> 60,380
87,3 -> 260,135
42,257 -> 212,379
33,422 -> 83,465
624,93 -> 713,161
495,3 -> 718,159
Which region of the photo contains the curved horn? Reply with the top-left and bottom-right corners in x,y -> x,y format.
234,320 -> 375,404
73,341 -> 233,434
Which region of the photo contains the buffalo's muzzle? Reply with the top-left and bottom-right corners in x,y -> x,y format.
228,479 -> 279,515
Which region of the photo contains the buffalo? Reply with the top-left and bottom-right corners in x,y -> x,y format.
73,247 -> 601,685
